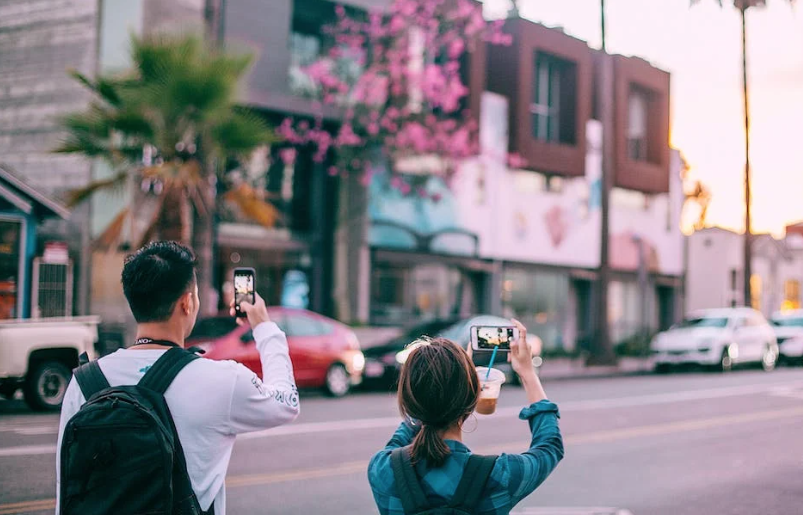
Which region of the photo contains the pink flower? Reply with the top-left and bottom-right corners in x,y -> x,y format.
399,181 -> 412,195
431,192 -> 443,203
328,166 -> 339,176
447,39 -> 465,59
279,148 -> 296,165
390,176 -> 403,190
507,153 -> 528,169
336,123 -> 362,146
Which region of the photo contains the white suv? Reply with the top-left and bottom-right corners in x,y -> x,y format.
770,310 -> 803,364
652,308 -> 778,373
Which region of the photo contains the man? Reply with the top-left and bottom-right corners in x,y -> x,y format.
55,241 -> 299,514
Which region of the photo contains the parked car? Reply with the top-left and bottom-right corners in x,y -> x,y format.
770,310 -> 803,364
187,308 -> 365,397
652,307 -> 778,373
362,315 -> 542,388
0,316 -> 100,410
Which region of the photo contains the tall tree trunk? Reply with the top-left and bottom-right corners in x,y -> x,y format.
740,7 -> 753,308
193,169 -> 218,316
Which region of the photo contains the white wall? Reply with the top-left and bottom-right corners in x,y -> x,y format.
686,229 -> 742,313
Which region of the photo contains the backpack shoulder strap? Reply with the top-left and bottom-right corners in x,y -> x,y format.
391,447 -> 430,514
73,361 -> 111,400
137,347 -> 199,394
449,454 -> 498,510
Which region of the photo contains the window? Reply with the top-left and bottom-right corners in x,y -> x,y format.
730,269 -> 738,292
627,88 -> 649,161
530,53 -> 577,145
675,317 -> 729,329
285,313 -> 331,337
783,279 -> 800,311
0,219 -> 22,320
750,274 -> 762,311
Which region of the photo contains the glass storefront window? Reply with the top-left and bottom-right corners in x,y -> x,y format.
501,267 -> 569,351
608,280 -> 658,345
370,263 -> 478,326
0,219 -> 22,319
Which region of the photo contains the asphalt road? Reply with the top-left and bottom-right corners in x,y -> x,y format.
2,367 -> 803,515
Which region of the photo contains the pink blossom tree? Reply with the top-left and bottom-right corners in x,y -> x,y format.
280,0 -> 511,198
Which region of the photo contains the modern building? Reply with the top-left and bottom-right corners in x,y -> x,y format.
1,0 -> 685,353
687,227 -> 803,319
325,13 -> 683,351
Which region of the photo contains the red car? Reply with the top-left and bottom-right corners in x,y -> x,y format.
187,308 -> 365,397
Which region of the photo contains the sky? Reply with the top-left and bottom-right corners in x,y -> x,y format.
484,0 -> 803,236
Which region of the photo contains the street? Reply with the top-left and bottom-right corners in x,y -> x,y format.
2,368 -> 803,515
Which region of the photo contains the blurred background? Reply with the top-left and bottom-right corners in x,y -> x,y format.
1,0 -> 802,513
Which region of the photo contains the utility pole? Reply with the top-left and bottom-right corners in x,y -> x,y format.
740,5 -> 753,308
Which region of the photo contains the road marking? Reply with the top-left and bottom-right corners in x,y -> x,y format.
4,379 -> 803,457
0,499 -> 55,515
243,379 -> 803,440
3,405 -> 802,514
513,509 -> 633,515
0,444 -> 56,457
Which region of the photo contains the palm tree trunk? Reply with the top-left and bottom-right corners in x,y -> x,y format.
193,167 -> 218,316
741,6 -> 753,307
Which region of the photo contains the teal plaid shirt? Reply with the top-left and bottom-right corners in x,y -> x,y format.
367,400 -> 564,515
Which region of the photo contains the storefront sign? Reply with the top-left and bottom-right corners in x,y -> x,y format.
43,242 -> 69,264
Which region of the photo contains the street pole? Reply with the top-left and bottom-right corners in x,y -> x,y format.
740,6 -> 753,308
589,0 -> 616,365
600,0 -> 607,51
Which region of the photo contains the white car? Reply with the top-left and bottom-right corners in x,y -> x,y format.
652,308 -> 778,373
770,310 -> 803,364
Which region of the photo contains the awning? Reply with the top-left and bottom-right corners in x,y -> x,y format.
0,164 -> 70,220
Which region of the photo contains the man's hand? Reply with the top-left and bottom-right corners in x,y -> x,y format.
509,319 -> 536,380
230,293 -> 271,328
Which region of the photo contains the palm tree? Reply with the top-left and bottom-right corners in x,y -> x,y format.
693,0 -> 796,307
56,33 -> 278,314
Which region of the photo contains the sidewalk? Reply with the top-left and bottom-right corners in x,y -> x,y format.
537,357 -> 654,381
353,327 -> 655,381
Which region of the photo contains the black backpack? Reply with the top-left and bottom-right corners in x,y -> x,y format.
391,447 -> 497,515
60,347 -> 212,515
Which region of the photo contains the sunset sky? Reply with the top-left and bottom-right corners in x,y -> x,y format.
485,0 -> 803,236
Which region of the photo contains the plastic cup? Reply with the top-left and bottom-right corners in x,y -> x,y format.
475,367 -> 506,415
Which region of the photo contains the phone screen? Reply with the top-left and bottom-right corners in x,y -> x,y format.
474,326 -> 514,351
234,269 -> 255,316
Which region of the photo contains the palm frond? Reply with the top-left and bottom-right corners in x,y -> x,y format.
92,208 -> 129,251
213,110 -> 275,158
66,171 -> 129,207
68,70 -> 123,107
224,184 -> 280,228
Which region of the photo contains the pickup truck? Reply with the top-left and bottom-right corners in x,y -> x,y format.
0,317 -> 99,411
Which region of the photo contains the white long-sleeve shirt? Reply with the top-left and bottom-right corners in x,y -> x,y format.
55,322 -> 299,514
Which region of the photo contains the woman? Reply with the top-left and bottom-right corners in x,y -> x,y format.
367,320 -> 563,514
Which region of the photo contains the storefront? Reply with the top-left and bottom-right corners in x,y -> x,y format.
369,248 -> 494,326
0,166 -> 70,319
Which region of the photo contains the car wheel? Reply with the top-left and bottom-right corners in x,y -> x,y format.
324,363 -> 351,398
654,363 -> 672,374
719,349 -> 733,373
761,345 -> 778,372
24,361 -> 71,411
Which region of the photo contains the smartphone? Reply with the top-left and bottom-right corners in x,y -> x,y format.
470,325 -> 518,352
233,267 -> 256,318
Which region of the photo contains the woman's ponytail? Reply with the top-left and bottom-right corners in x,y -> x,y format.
411,424 -> 451,467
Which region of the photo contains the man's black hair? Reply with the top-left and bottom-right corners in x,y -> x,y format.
122,241 -> 197,323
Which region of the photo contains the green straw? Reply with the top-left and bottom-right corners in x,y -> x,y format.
485,346 -> 499,380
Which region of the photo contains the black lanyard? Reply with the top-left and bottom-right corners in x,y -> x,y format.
132,338 -> 182,349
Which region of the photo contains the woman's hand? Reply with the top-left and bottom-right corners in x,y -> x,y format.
509,319 -> 535,380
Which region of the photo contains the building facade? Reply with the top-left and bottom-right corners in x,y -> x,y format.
687,227 -> 803,319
